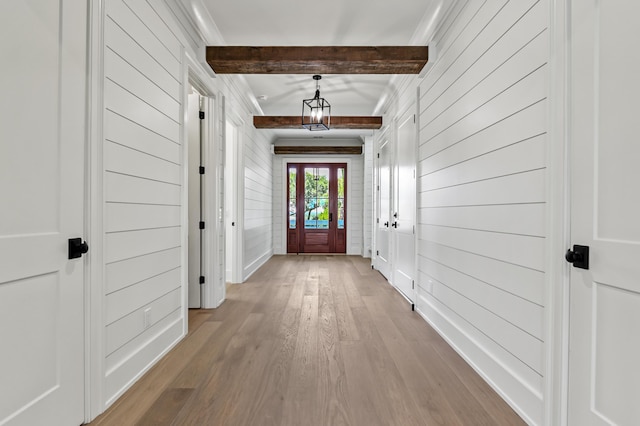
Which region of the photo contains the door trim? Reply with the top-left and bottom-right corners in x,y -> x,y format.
545,0 -> 570,424
186,64 -> 223,309
278,157 -> 354,255
287,163 -> 347,254
87,0 -> 105,419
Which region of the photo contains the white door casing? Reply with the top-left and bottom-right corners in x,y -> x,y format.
392,112 -> 416,302
568,1 -> 640,424
0,1 -> 87,425
376,134 -> 392,279
187,93 -> 202,308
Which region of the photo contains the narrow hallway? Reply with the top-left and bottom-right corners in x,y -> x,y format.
90,256 -> 523,425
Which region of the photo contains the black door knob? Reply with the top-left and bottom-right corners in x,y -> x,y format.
565,249 -> 583,263
565,245 -> 589,270
68,238 -> 89,259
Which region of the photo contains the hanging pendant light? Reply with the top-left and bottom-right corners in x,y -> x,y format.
302,75 -> 331,131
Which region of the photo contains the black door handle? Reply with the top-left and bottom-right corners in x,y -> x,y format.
384,221 -> 389,227
68,238 -> 89,259
392,222 -> 398,228
565,245 -> 589,269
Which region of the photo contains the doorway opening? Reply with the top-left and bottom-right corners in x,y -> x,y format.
287,163 -> 347,254
187,87 -> 203,308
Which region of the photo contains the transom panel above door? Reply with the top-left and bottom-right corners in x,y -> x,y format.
287,163 -> 346,253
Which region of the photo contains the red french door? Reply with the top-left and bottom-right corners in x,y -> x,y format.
287,163 -> 347,253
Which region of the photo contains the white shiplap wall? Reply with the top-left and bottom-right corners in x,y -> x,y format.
242,123 -> 273,278
93,0 -> 274,417
415,0 -> 548,423
103,0 -> 184,405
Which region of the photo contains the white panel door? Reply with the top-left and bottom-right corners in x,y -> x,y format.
0,1 -> 86,425
376,137 -> 392,279
393,113 -> 416,301
568,2 -> 640,424
187,93 -> 201,308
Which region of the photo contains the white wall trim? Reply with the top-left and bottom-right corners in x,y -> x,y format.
545,0 -> 570,424
416,296 -> 541,425
103,320 -> 184,408
185,54 -> 224,309
180,44 -> 190,334
243,249 -> 274,280
87,0 -> 105,420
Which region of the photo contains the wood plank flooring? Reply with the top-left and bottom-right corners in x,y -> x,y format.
89,255 -> 525,426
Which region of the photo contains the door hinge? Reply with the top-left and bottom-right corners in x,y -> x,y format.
199,111 -> 205,119
199,166 -> 205,174
199,276 -> 205,284
413,114 -> 416,123
412,280 -> 415,289
376,218 -> 379,224
413,225 -> 415,234
377,153 -> 380,158
377,185 -> 380,191
376,250 -> 379,256
199,221 -> 205,229
411,303 -> 415,311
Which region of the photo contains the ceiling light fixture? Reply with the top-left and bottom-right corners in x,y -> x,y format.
302,75 -> 331,131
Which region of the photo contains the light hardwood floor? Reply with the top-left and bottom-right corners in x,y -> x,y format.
89,255 -> 525,426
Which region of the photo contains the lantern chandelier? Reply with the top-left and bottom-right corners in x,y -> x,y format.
302,75 -> 331,131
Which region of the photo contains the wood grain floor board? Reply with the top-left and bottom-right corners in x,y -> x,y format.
329,269 -> 361,341
88,255 -> 525,426
431,338 -> 528,426
90,320 -> 220,425
317,274 -> 353,425
349,305 -> 434,426
281,295 -> 320,425
362,295 -> 464,425
134,388 -> 194,426
241,306 -> 300,426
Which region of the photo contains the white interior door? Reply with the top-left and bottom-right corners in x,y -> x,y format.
225,119 -> 242,283
187,93 -> 202,308
376,137 -> 392,279
0,1 -> 86,424
392,112 -> 416,301
568,2 -> 640,424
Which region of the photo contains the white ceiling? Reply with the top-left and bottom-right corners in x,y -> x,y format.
197,0 -> 449,139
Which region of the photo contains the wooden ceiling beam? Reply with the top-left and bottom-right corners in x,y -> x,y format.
253,116 -> 383,130
274,146 -> 363,155
207,46 -> 429,74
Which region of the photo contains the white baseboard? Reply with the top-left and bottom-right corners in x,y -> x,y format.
415,292 -> 542,426
243,249 -> 273,281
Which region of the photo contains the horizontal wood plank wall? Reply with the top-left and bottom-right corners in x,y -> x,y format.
242,120 -> 273,279
415,0 -> 548,423
103,0 -> 184,406
349,157 -> 364,255
271,156 -> 284,254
